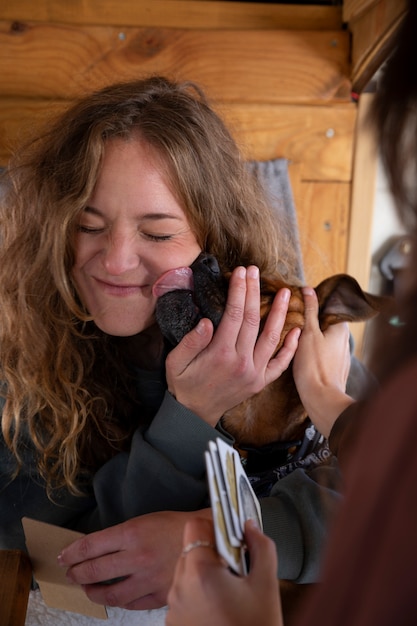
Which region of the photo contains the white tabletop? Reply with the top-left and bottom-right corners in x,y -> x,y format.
26,590 -> 168,626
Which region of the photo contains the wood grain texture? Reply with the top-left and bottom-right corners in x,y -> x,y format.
0,21 -> 352,103
295,181 -> 350,286
0,550 -> 32,626
343,0 -> 378,22
346,92 -> 378,355
0,98 -> 356,185
0,0 -> 343,31
0,98 -> 65,163
349,0 -> 406,92
221,102 -> 356,182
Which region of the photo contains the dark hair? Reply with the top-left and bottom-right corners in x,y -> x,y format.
370,0 -> 417,377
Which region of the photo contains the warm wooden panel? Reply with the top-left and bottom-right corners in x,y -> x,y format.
351,0 -> 406,70
346,93 -> 378,356
343,0 -> 378,22
0,98 -> 65,165
295,181 -> 350,287
0,0 -> 343,31
0,550 -> 32,626
347,94 -> 378,282
222,102 -> 357,182
350,0 -> 406,93
0,98 -> 357,183
0,21 -> 351,103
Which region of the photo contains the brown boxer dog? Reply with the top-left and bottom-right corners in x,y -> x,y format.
154,252 -> 392,622
153,252 -> 391,451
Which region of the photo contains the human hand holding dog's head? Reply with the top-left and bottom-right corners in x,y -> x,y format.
164,265 -> 299,427
292,287 -> 355,437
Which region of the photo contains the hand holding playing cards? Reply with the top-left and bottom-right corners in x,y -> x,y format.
205,438 -> 263,575
166,517 -> 283,626
166,438 -> 282,626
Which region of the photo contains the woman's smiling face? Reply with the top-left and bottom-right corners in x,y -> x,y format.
72,138 -> 202,336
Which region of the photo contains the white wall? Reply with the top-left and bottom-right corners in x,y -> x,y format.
368,157 -> 406,294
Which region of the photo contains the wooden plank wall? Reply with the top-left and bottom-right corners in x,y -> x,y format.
0,0 -> 352,287
345,0 -> 406,93
0,0 -> 406,355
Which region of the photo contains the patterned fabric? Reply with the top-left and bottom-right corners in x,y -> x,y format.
245,422 -> 332,498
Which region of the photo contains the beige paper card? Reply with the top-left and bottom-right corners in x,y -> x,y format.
22,517 -> 108,620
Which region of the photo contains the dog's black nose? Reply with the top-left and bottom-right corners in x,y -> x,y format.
198,253 -> 220,276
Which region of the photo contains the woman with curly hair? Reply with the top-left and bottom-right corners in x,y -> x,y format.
0,76 -> 341,610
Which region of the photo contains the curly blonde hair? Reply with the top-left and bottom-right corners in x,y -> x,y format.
0,76 -> 299,495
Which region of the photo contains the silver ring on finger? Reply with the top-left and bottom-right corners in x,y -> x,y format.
182,540 -> 215,557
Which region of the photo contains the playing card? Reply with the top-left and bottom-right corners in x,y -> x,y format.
207,440 -> 241,547
204,451 -> 246,575
232,448 -> 263,532
205,438 -> 263,576
215,437 -> 262,533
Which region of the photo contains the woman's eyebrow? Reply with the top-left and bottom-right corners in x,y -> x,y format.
83,205 -> 182,222
83,205 -> 103,216
139,213 -> 182,222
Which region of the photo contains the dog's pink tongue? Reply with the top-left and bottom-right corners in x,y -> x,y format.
152,267 -> 194,297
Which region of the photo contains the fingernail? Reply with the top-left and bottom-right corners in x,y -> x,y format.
302,286 -> 315,296
247,266 -> 259,280
57,553 -> 65,567
236,266 -> 246,279
245,518 -> 261,531
281,288 -> 290,302
195,319 -> 206,335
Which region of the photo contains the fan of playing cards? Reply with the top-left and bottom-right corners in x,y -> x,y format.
205,437 -> 263,576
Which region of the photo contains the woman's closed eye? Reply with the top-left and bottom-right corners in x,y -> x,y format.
77,224 -> 174,241
142,232 -> 174,242
77,225 -> 105,234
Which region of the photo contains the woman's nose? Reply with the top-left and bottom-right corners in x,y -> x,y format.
102,233 -> 140,275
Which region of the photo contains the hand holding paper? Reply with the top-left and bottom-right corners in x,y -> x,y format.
22,517 -> 108,620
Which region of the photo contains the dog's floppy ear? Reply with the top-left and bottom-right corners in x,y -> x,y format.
315,274 -> 393,330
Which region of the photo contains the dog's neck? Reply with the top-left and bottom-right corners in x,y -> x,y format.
221,367 -> 309,448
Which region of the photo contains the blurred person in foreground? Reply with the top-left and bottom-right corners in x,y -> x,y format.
166,1 -> 417,624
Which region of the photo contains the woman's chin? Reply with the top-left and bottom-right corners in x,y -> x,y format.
92,315 -> 153,337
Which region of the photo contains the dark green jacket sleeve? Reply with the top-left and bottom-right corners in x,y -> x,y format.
1,390 -> 341,586
87,390 -> 343,584
91,391 -> 232,528
260,458 -> 341,583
